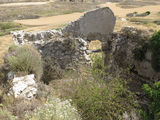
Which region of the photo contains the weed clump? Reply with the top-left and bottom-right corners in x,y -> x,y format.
140,82 -> 160,120
55,56 -> 137,120
7,45 -> 43,80
42,57 -> 64,84
91,54 -> 108,79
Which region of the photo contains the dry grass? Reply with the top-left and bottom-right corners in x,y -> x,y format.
0,1 -> 98,22
0,35 -> 13,63
7,45 -> 43,81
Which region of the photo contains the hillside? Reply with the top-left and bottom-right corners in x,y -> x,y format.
0,0 -> 160,120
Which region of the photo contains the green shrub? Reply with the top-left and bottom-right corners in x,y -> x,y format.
7,45 -> 43,80
132,43 -> 148,61
91,54 -> 108,79
150,30 -> 160,71
58,59 -> 136,120
140,82 -> 160,120
66,77 -> 136,120
42,57 -> 64,84
146,11 -> 151,15
0,22 -> 22,36
52,54 -> 137,120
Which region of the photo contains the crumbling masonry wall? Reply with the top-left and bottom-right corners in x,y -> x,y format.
11,7 -> 160,81
11,7 -> 116,69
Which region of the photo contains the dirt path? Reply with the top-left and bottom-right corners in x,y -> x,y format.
15,13 -> 83,31
0,1 -> 50,7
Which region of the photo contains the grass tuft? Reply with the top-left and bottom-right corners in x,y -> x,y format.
7,45 -> 43,80
0,22 -> 22,36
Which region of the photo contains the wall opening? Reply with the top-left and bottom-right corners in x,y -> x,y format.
88,40 -> 103,58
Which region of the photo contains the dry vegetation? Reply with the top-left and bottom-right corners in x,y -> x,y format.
0,1 -> 98,22
0,0 -> 160,120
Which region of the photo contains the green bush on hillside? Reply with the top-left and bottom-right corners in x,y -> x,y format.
7,45 -> 43,80
66,77 -> 136,120
91,54 -> 108,79
146,11 -> 151,15
150,30 -> 160,72
140,82 -> 160,120
58,56 -> 137,120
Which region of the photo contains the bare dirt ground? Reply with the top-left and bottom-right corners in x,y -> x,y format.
0,1 -> 160,63
0,35 -> 12,63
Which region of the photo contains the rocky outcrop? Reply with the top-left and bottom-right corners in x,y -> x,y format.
9,74 -> 37,99
105,26 -> 160,82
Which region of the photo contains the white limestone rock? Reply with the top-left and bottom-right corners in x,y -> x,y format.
10,74 -> 37,99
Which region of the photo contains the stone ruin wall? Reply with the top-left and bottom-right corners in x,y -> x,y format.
12,30 -> 90,69
12,7 -> 116,69
11,7 -> 160,81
